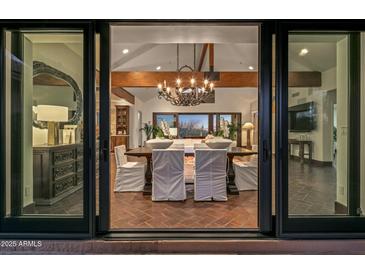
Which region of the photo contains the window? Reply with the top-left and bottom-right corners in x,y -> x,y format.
153,112 -> 242,143
178,114 -> 209,138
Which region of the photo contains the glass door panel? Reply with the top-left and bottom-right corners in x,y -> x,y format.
0,23 -> 93,234
4,31 -> 84,216
277,22 -> 365,235
288,33 -> 349,216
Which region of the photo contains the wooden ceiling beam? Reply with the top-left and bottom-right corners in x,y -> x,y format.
111,87 -> 135,104
209,43 -> 214,71
111,71 -> 321,88
197,44 -> 208,71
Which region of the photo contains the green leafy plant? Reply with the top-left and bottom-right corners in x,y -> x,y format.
140,122 -> 154,140
227,122 -> 240,140
154,127 -> 165,138
140,122 -> 165,140
213,130 -> 224,137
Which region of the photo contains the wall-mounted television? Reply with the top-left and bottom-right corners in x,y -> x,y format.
289,102 -> 316,132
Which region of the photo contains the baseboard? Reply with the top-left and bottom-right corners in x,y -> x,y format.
23,202 -> 36,213
335,201 -> 348,214
290,155 -> 332,167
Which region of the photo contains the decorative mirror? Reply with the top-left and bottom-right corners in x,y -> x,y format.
32,61 -> 83,129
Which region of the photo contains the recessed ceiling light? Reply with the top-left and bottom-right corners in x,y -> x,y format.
122,48 -> 129,54
299,48 -> 309,56
248,66 -> 254,70
156,66 -> 161,70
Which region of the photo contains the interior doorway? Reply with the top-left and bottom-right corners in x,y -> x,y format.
97,22 -> 273,232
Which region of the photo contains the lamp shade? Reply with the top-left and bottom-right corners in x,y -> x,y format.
37,105 -> 69,122
242,122 -> 255,130
169,127 -> 178,137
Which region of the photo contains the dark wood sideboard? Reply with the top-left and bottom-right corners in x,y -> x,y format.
33,143 -> 83,205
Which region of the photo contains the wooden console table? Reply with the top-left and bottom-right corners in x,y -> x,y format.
33,143 -> 83,205
288,139 -> 312,164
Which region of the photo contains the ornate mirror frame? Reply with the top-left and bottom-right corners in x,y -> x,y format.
32,61 -> 83,129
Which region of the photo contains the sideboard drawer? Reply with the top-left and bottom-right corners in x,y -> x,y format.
76,159 -> 83,172
53,162 -> 75,181
53,175 -> 76,197
76,172 -> 83,185
77,146 -> 83,159
53,149 -> 75,165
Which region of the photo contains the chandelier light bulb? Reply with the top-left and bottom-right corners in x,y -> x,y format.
204,79 -> 209,86
176,78 -> 181,86
191,78 -> 195,85
157,83 -> 162,90
209,83 -> 214,89
166,87 -> 171,93
179,87 -> 183,93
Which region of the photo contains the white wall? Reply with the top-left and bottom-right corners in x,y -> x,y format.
33,43 -> 83,91
336,37 -> 349,207
127,88 -> 257,148
288,67 -> 336,162
23,37 -> 34,207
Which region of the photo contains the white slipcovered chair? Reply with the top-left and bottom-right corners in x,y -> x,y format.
194,149 -> 228,201
152,149 -> 186,201
114,145 -> 146,192
233,154 -> 258,191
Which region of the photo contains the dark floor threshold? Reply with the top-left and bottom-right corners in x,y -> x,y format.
101,231 -> 272,241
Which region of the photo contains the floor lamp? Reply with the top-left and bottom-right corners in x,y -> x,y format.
242,122 -> 255,150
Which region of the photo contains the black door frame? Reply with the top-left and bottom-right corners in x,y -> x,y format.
0,20 -> 95,238
96,20 -> 274,237
276,20 -> 365,238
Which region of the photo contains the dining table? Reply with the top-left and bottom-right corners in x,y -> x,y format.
125,145 -> 258,195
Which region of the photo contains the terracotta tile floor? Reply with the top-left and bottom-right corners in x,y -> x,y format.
110,154 -> 258,229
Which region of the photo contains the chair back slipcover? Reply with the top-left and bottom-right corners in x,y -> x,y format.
115,145 -> 128,166
194,149 -> 227,201
152,149 -> 186,201
114,145 -> 145,192
233,154 -> 258,191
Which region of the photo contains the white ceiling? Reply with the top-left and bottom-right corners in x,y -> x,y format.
24,33 -> 83,44
111,27 -> 348,74
112,43 -> 259,72
289,34 -> 347,72
111,25 -> 259,44
111,25 -> 260,72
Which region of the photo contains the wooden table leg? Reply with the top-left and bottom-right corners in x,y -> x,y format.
227,154 -> 239,195
299,143 -> 304,164
308,143 -> 312,164
143,155 -> 152,195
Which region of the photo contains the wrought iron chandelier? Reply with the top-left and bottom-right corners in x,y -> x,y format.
157,44 -> 215,106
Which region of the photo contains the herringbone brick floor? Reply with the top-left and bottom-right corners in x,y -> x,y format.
110,154 -> 258,229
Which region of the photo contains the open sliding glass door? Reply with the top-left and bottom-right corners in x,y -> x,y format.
0,21 -> 95,237
276,21 -> 365,237
96,21 -> 274,236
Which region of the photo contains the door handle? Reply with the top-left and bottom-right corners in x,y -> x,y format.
263,140 -> 270,162
101,139 -> 108,162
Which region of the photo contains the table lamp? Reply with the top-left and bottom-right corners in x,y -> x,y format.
242,122 -> 255,150
37,105 -> 69,145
